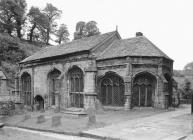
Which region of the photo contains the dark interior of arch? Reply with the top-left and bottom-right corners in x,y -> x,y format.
21,72 -> 31,106
132,72 -> 156,107
99,73 -> 125,106
68,66 -> 84,108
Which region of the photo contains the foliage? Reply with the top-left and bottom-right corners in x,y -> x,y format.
12,0 -> 27,38
0,0 -> 15,35
42,3 -> 62,44
183,61 -> 193,76
173,70 -> 184,77
0,0 -> 27,38
0,101 -> 15,115
27,6 -> 48,42
181,79 -> 193,99
74,21 -> 100,40
74,21 -> 86,40
84,21 -> 100,37
55,24 -> 69,44
0,33 -> 41,82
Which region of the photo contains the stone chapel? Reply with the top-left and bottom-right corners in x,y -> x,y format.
17,31 -> 173,110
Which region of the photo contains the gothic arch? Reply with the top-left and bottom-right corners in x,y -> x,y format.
34,95 -> 44,110
99,72 -> 125,106
47,68 -> 61,106
67,65 -> 84,108
21,72 -> 32,106
132,71 -> 157,107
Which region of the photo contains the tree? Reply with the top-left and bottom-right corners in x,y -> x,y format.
182,79 -> 192,99
11,0 -> 27,39
74,21 -> 86,40
0,0 -> 15,35
27,6 -> 48,42
43,3 -> 62,44
184,62 -> 193,70
183,61 -> 193,76
0,0 -> 27,38
84,21 -> 100,37
55,24 -> 69,44
74,21 -> 100,40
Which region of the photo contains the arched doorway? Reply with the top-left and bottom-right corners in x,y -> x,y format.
48,69 -> 61,106
99,73 -> 125,106
21,72 -> 32,106
34,95 -> 44,110
132,72 -> 156,107
68,66 -> 84,108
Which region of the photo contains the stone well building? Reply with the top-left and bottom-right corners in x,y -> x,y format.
17,31 -> 173,110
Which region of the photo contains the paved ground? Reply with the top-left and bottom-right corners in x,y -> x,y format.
0,126 -> 96,140
0,107 -> 163,133
84,105 -> 193,140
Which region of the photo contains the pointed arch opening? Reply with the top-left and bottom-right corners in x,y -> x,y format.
68,66 -> 84,108
21,72 -> 31,106
99,72 -> 125,106
48,68 -> 61,106
132,72 -> 157,107
34,95 -> 44,110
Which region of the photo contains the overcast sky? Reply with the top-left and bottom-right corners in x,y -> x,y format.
26,0 -> 193,70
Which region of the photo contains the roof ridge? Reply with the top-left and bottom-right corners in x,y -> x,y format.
90,31 -> 118,52
57,30 -> 117,48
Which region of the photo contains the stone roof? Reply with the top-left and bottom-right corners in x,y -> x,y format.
97,36 -> 172,60
20,31 -> 172,63
21,31 -> 117,63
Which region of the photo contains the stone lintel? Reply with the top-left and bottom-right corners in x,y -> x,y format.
84,92 -> 97,96
84,67 -> 97,72
124,92 -> 131,96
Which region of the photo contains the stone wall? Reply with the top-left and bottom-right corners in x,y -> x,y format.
19,54 -> 97,109
19,53 -> 173,110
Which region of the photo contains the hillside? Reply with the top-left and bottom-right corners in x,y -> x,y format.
0,33 -> 43,84
174,69 -> 193,90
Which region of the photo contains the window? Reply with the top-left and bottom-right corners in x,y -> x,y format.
68,67 -> 84,108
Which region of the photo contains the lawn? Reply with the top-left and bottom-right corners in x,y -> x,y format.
0,107 -> 164,134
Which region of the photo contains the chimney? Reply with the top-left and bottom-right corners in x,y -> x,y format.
136,32 -> 143,37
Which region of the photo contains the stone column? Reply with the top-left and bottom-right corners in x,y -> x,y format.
31,67 -> 35,108
124,76 -> 132,110
84,67 -> 97,110
156,63 -> 165,109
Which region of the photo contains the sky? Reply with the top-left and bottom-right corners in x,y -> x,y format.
26,0 -> 193,70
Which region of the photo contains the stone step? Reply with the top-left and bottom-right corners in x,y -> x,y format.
65,107 -> 85,112
0,123 -> 4,128
60,107 -> 87,117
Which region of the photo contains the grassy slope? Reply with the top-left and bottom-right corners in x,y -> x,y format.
174,76 -> 193,89
0,33 -> 42,85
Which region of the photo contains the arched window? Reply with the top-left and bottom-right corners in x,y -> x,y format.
68,66 -> 84,108
100,73 -> 125,106
48,69 -> 61,106
132,72 -> 156,107
21,73 -> 31,106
